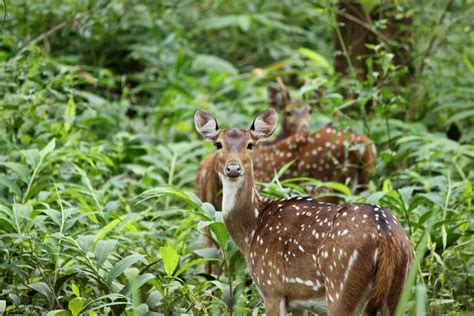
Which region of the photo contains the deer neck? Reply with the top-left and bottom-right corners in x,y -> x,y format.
219,171 -> 265,251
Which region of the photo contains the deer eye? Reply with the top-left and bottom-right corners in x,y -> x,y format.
247,143 -> 255,150
308,108 -> 313,114
285,111 -> 291,116
214,142 -> 222,150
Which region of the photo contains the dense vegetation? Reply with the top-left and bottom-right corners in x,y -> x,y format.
0,1 -> 472,315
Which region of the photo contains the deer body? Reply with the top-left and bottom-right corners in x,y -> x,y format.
254,124 -> 376,185
195,109 -> 412,316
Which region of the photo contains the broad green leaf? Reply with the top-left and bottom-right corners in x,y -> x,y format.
120,273 -> 156,295
1,162 -> 30,183
77,235 -> 95,254
366,191 -> 386,204
299,48 -> 333,72
22,149 -> 40,168
71,283 -> 81,298
94,218 -> 122,245
0,300 -> 5,313
174,258 -> 216,277
69,297 -> 85,316
415,285 -> 427,316
0,176 -> 21,196
28,282 -> 53,301
208,222 -> 229,248
107,254 -> 144,285
320,182 -> 352,196
192,54 -> 238,75
40,138 -> 56,159
159,247 -> 179,276
95,240 -> 118,269
201,15 -> 251,32
63,96 -> 76,132
463,53 -> 474,73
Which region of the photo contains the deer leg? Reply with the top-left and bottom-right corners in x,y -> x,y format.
264,296 -> 287,316
323,244 -> 375,316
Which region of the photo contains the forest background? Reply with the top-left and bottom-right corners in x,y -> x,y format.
0,1 -> 473,315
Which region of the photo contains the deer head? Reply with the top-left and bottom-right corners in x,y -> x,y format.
194,109 -> 278,183
267,77 -> 312,141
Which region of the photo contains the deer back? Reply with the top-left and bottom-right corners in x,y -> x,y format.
254,124 -> 375,186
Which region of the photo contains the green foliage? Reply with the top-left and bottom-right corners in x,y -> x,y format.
0,0 -> 473,315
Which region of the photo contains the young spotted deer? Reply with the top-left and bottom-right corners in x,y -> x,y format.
196,81 -> 312,274
196,78 -> 312,212
194,109 -> 412,316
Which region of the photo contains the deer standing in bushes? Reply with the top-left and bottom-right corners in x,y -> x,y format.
196,79 -> 313,274
197,79 -> 376,211
194,108 -> 412,316
196,80 -> 376,274
196,78 -> 312,212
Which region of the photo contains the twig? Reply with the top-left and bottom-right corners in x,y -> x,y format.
333,6 -> 356,78
10,14 -> 79,62
335,9 -> 390,49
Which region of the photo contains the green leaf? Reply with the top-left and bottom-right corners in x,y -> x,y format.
63,96 -> 76,133
120,273 -> 156,295
0,176 -> 21,196
159,247 -> 179,276
192,54 -> 238,75
201,15 -> 251,32
47,310 -> 71,316
95,240 -> 118,269
22,149 -> 40,168
0,300 -> 5,313
1,162 -> 30,183
366,191 -> 386,204
463,53 -> 474,73
71,283 -> 81,298
174,258 -> 216,277
107,254 -> 144,285
208,222 -> 229,248
28,282 -> 53,301
69,297 -> 85,316
40,138 -> 56,159
299,48 -> 333,72
93,218 -> 122,245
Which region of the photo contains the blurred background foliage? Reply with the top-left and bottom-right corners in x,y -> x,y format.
0,0 -> 473,315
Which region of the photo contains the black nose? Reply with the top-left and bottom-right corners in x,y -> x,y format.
225,162 -> 242,178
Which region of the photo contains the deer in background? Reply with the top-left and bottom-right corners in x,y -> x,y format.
194,108 -> 412,315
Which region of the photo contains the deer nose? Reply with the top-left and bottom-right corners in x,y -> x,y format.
225,161 -> 242,178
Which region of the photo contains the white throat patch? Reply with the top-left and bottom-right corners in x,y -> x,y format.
219,172 -> 244,216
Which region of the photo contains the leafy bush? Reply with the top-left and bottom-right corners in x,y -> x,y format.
0,1 -> 473,315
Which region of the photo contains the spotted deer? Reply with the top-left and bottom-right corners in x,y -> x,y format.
196,78 -> 312,214
194,109 -> 412,316
253,124 -> 376,189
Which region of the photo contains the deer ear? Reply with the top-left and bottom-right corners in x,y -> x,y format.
250,108 -> 278,141
267,86 -> 291,110
194,110 -> 219,141
267,87 -> 285,110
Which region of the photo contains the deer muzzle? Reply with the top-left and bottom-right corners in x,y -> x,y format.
224,160 -> 243,178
